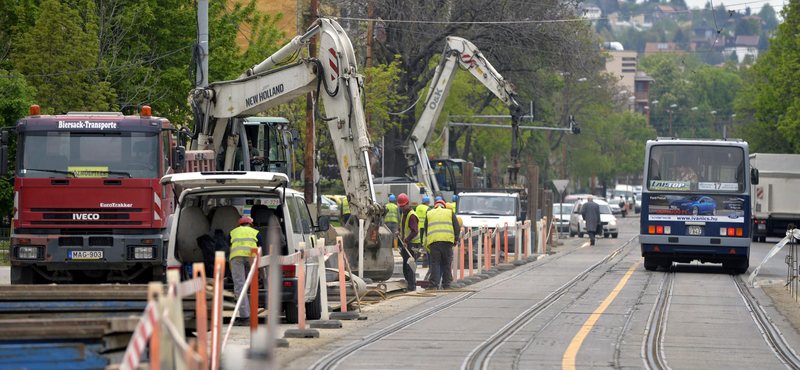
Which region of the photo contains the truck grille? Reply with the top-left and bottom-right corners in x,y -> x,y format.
59,237 -> 83,247
28,207 -> 143,226
89,237 -> 114,246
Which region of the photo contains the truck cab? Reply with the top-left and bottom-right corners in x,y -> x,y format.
162,171 -> 330,323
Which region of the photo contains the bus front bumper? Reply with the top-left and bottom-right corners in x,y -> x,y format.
640,234 -> 750,263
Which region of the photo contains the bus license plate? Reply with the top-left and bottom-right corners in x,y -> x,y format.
688,226 -> 703,235
69,250 -> 103,260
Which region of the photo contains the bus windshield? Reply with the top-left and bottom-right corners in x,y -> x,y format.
647,145 -> 745,192
19,132 -> 159,178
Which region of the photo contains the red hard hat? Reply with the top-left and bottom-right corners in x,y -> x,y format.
238,216 -> 254,226
397,193 -> 410,206
435,199 -> 447,207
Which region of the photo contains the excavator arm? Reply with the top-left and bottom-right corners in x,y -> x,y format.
189,18 -> 391,279
404,36 -> 524,195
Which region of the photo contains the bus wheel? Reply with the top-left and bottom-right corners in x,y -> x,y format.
728,259 -> 749,274
644,257 -> 658,271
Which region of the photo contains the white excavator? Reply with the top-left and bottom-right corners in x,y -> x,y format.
187,18 -> 393,280
374,36 -> 524,204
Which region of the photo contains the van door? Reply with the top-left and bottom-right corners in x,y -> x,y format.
286,195 -> 318,302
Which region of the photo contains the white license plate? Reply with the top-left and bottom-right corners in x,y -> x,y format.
69,250 -> 103,259
688,226 -> 703,235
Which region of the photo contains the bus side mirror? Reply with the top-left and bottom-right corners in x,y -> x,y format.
0,146 -> 8,176
172,146 -> 186,171
751,168 -> 759,185
1,131 -> 8,145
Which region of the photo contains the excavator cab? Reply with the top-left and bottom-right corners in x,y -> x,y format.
238,117 -> 296,179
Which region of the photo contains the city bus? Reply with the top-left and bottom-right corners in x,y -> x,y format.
640,138 -> 759,274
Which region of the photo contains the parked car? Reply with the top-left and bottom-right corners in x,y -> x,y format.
320,196 -> 339,221
554,203 -> 574,232
669,195 -> 717,215
609,202 -> 622,215
568,199 -> 618,238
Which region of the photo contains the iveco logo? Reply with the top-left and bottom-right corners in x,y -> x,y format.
73,214 -> 100,220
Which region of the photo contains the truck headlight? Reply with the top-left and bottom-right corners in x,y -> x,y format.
129,246 -> 155,260
17,246 -> 42,260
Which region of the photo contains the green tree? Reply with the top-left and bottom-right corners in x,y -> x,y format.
11,0 -> 116,113
734,18 -> 760,36
735,0 -> 800,152
0,69 -> 35,218
758,4 -> 779,30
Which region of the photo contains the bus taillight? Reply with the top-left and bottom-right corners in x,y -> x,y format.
648,226 -> 655,234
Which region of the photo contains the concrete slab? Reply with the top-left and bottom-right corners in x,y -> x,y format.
284,329 -> 320,338
308,320 -> 342,329
330,312 -> 360,320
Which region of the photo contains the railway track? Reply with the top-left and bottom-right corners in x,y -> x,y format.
307,237 -> 627,370
642,271 -> 674,370
461,235 -> 637,370
733,275 -> 800,370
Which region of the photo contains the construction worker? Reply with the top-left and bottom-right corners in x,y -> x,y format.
384,194 -> 400,234
446,194 -> 457,210
229,217 -> 263,326
397,193 -> 421,291
425,199 -> 460,290
416,196 -> 430,246
341,196 -> 351,224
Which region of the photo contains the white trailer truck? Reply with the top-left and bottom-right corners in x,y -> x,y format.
750,153 -> 800,242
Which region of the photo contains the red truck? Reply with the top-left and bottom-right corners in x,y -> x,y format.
1,105 -> 188,284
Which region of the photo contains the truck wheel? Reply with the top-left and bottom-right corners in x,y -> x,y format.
10,265 -> 34,284
284,301 -> 300,324
306,285 -> 322,320
644,256 -> 658,271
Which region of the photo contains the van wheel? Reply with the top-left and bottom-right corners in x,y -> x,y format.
578,232 -> 584,238
569,230 -> 575,237
644,256 -> 658,271
306,285 -> 322,320
612,233 -> 618,238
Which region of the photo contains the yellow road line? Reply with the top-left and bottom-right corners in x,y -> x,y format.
562,261 -> 640,370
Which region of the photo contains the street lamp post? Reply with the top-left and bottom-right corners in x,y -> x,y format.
669,104 -> 678,136
710,110 -> 717,138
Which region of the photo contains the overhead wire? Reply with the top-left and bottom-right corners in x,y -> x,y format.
0,44 -> 192,79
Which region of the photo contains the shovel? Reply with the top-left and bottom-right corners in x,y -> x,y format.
383,224 -> 417,273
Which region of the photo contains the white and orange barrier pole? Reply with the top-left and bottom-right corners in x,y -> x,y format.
468,229 -> 474,277
147,283 -> 162,370
524,221 -> 530,258
337,237 -> 347,312
250,249 -> 260,333
297,242 -> 307,330
504,222 -> 509,264
459,227 -> 465,280
484,227 -> 490,270
317,238 -> 330,321
495,224 -> 500,267
210,251 -> 225,370
191,263 -> 208,370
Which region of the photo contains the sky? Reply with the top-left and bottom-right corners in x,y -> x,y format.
682,0 -> 787,16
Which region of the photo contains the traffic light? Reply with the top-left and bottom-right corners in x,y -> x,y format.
569,115 -> 581,134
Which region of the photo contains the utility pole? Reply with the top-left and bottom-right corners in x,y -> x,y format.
196,0 -> 209,88
304,0 -> 318,204
561,139 -> 566,179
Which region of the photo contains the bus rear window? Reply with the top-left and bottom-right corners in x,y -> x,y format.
647,145 -> 745,192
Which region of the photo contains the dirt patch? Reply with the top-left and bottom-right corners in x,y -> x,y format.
762,283 -> 800,334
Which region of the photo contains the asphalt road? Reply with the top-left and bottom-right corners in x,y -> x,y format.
273,216 -> 800,370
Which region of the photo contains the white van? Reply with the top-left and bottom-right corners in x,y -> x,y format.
161,172 -> 329,324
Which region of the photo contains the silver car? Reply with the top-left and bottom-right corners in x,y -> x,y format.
554,203 -> 573,232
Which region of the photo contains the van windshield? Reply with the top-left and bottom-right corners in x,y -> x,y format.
457,195 -> 516,216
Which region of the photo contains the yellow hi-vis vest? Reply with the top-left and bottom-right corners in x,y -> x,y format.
402,209 -> 421,244
229,226 -> 259,260
416,204 -> 429,227
385,202 -> 399,223
425,208 -> 455,248
342,197 -> 350,215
